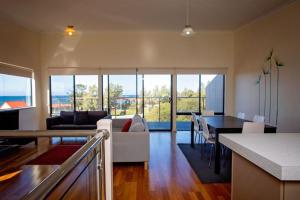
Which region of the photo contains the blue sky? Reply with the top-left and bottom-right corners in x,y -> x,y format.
0,74 -> 218,96
0,74 -> 31,96
9,74 -> 217,96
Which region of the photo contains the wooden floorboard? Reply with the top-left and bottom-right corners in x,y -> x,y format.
113,132 -> 231,200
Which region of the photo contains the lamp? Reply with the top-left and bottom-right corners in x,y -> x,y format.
181,0 -> 195,37
65,25 -> 75,36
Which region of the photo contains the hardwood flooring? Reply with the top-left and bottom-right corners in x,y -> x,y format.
0,133 -> 230,200
113,132 -> 231,200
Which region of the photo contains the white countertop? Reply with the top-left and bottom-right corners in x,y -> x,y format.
220,133 -> 300,181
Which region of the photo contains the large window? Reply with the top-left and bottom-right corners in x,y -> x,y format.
103,75 -> 137,118
50,75 -> 100,115
75,75 -> 100,111
176,74 -> 224,130
176,75 -> 200,130
0,74 -> 32,110
50,75 -> 74,115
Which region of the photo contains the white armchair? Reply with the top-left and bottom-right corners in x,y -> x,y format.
111,118 -> 150,169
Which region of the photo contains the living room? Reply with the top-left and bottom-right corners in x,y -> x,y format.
1,1 -> 300,200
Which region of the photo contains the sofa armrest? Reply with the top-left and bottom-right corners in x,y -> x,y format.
46,116 -> 62,130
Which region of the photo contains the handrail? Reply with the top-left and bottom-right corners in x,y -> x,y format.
0,130 -> 95,138
22,129 -> 110,200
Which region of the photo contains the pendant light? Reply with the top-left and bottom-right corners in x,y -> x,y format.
181,0 -> 195,37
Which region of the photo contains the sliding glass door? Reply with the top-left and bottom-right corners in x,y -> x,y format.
143,75 -> 172,131
176,74 -> 200,130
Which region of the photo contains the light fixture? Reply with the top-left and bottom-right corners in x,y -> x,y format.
65,25 -> 75,36
181,0 -> 195,37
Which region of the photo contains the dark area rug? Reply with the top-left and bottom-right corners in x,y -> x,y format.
27,145 -> 82,165
178,143 -> 231,184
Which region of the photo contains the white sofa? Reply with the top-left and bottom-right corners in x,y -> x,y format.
111,118 -> 150,169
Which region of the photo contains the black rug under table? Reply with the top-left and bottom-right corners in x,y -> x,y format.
178,143 -> 231,184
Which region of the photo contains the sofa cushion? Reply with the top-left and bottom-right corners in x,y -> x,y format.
51,124 -> 96,130
88,111 -> 108,125
129,122 -> 145,132
132,114 -> 143,124
74,111 -> 89,125
60,111 -> 74,124
121,119 -> 132,132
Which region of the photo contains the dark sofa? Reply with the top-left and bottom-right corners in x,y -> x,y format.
47,111 -> 111,130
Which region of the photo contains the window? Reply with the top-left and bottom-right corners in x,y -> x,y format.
201,74 -> 224,113
108,75 -> 137,118
176,75 -> 200,113
50,75 -> 74,115
75,75 -> 100,111
176,74 -> 200,130
176,74 -> 224,131
0,74 -> 32,110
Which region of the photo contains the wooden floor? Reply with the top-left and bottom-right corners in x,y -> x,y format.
113,132 -> 231,200
0,133 -> 230,200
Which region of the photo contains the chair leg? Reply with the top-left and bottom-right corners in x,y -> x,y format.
209,144 -> 214,168
144,161 -> 148,170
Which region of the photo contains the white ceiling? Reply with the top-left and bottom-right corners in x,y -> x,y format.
0,0 -> 294,32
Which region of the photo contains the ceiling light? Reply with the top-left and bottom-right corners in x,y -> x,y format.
65,25 -> 75,36
181,0 -> 195,37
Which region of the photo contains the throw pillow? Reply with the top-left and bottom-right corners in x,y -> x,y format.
132,114 -> 143,124
121,119 -> 132,132
129,122 -> 145,132
74,111 -> 89,125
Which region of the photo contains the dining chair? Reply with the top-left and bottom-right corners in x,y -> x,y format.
192,112 -> 203,144
253,115 -> 265,123
202,110 -> 214,116
242,122 -> 264,134
237,112 -> 245,119
200,117 -> 216,167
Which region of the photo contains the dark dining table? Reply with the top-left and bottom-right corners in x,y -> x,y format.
190,115 -> 277,174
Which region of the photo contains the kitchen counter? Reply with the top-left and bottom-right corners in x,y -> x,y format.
220,133 -> 300,200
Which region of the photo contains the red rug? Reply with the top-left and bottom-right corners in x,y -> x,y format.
27,145 -> 82,165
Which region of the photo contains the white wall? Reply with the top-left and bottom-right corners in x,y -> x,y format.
0,15 -> 42,128
234,2 -> 300,132
40,31 -> 235,128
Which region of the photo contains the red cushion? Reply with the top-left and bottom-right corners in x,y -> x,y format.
121,119 -> 132,132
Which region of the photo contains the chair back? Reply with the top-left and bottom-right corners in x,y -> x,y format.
237,112 -> 245,119
253,115 -> 265,123
192,112 -> 200,131
200,117 -> 212,140
202,110 -> 214,116
242,122 -> 264,134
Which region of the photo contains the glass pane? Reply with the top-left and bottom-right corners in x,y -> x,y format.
109,75 -> 136,118
176,115 -> 192,131
75,75 -> 99,111
50,75 -> 74,115
0,74 -> 32,110
176,74 -> 199,131
176,75 -> 199,113
201,74 -> 224,113
137,75 -> 143,117
144,75 -> 171,130
103,75 -> 109,112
